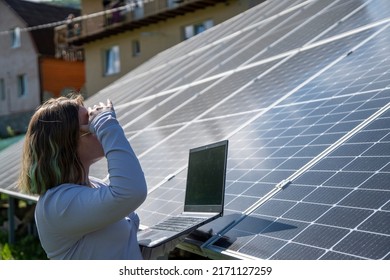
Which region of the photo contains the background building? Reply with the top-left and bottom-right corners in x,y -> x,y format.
0,0 -> 84,137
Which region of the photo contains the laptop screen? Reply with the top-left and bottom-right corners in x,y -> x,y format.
184,140 -> 228,213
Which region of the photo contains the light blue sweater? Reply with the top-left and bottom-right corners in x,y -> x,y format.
35,111 -> 147,259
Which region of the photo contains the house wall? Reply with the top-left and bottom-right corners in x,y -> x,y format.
81,0 -> 258,96
0,1 -> 41,117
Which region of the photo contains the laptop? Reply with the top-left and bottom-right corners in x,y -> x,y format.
138,140 -> 228,248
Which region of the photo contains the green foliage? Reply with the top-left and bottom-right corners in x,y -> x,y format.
0,243 -> 14,260
6,126 -> 15,137
12,235 -> 47,260
0,231 -> 47,260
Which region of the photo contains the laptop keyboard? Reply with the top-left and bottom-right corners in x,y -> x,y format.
151,216 -> 208,232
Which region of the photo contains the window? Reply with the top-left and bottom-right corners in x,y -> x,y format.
132,0 -> 144,19
0,79 -> 5,101
104,46 -> 120,76
184,25 -> 194,40
132,40 -> 140,57
11,27 -> 21,48
183,19 -> 214,40
167,0 -> 179,9
17,74 -> 28,97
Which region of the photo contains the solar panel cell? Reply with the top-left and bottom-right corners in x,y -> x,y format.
316,206 -> 373,228
310,157 -> 352,171
320,251 -> 363,260
270,242 -> 325,260
303,187 -> 352,205
323,171 -> 373,188
358,211 -> 390,235
240,182 -> 275,198
293,224 -> 350,248
225,195 -> 259,213
283,203 -> 331,222
339,189 -> 390,209
359,173 -> 390,190
333,231 -> 390,259
240,235 -> 287,259
253,199 -> 296,217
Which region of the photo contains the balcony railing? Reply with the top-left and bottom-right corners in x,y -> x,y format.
55,0 -> 227,46
54,24 -> 84,61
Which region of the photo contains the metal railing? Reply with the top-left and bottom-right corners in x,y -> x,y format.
55,0 -> 222,45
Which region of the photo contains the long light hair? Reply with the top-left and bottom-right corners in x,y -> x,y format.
18,95 -> 85,195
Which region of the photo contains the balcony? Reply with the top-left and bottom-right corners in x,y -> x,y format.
54,28 -> 84,61
56,0 -> 227,47
54,13 -> 84,61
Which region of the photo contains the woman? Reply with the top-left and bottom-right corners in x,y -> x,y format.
18,95 -> 147,259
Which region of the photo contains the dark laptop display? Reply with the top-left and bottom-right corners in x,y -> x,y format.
138,140 -> 228,248
184,141 -> 226,213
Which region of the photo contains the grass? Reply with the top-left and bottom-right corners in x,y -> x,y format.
0,230 -> 47,260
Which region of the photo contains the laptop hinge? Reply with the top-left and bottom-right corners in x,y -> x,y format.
181,212 -> 216,217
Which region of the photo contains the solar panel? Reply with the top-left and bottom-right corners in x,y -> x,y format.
204,32 -> 390,257
1,0 -> 390,260
208,106 -> 390,259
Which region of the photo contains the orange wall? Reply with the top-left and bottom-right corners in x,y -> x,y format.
40,57 -> 85,97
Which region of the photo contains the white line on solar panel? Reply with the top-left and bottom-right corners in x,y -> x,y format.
272,88 -> 390,110
127,122 -> 186,134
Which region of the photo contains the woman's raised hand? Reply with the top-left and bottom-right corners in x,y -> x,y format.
88,99 -> 114,123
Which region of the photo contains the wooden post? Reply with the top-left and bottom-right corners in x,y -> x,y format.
7,196 -> 15,244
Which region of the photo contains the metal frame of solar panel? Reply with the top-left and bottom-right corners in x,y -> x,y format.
1,0 -> 390,260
